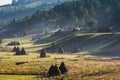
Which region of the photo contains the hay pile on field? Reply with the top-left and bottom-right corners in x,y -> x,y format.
59,62 -> 67,74
40,49 -> 46,58
58,47 -> 65,54
74,46 -> 80,53
7,41 -> 20,46
15,47 -> 26,55
48,65 -> 61,76
13,46 -> 17,52
48,62 -> 67,76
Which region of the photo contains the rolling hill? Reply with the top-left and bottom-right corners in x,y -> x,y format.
35,31 -> 120,56
0,0 -> 70,24
1,0 -> 120,38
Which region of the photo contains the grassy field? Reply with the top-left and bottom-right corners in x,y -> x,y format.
1,33 -> 120,80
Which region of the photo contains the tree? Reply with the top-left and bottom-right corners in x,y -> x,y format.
87,18 -> 97,29
70,11 -> 79,24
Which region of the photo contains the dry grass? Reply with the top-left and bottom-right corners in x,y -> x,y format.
1,34 -> 120,80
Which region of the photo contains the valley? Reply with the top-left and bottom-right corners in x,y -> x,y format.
0,32 -> 120,80
0,0 -> 120,80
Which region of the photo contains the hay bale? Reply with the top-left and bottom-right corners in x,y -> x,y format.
48,65 -> 55,76
54,65 -> 61,76
21,47 -> 26,55
58,47 -> 65,54
0,39 -> 2,43
40,49 -> 46,58
7,41 -> 20,46
15,47 -> 27,55
13,46 -> 17,52
59,62 -> 68,74
74,46 -> 80,53
48,65 -> 61,76
15,47 -> 20,55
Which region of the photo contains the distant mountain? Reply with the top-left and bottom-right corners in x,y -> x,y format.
1,0 -> 120,38
0,0 -> 70,24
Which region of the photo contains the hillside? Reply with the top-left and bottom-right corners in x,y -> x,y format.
34,31 -> 120,56
0,0 -> 70,24
1,0 -> 120,38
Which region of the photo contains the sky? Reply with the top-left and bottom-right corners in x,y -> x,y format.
0,0 -> 12,6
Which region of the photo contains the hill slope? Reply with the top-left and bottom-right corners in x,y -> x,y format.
1,0 -> 120,38
0,0 -> 70,24
38,31 -> 120,56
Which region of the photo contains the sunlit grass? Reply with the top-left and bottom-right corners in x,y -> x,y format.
0,75 -> 34,80
1,33 -> 120,80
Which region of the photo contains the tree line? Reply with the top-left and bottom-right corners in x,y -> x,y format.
3,0 -> 120,37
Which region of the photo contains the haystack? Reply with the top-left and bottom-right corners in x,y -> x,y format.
59,62 -> 68,74
40,49 -> 46,58
13,46 -> 17,52
58,47 -> 65,54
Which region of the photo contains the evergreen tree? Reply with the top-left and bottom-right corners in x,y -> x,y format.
87,18 -> 97,29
